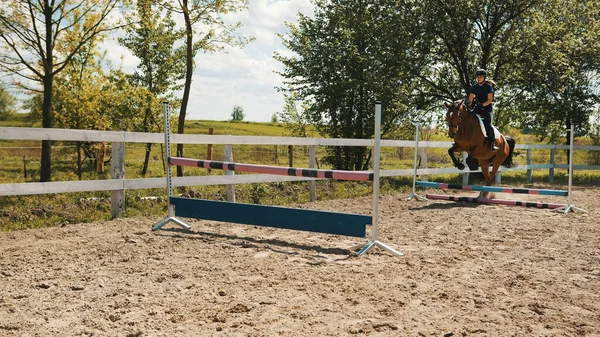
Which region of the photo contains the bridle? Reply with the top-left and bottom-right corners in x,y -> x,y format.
447,100 -> 465,137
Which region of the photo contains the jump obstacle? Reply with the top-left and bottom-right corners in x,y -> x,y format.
425,194 -> 566,209
407,123 -> 586,213
153,102 -> 403,257
416,181 -> 568,196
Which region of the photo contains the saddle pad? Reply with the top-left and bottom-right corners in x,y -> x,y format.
475,114 -> 501,138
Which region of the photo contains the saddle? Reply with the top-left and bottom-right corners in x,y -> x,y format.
473,114 -> 501,139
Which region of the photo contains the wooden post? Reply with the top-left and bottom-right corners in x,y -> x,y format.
23,155 -> 27,179
274,145 -> 278,164
96,142 -> 106,173
224,145 -> 236,202
420,147 -> 428,182
111,142 -> 125,219
206,128 -> 214,172
309,145 -> 317,201
549,147 -> 555,184
527,148 -> 532,183
288,145 -> 294,167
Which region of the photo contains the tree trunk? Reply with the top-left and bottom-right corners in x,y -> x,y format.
76,142 -> 82,180
177,0 -> 194,177
41,74 -> 53,182
141,143 -> 152,176
40,4 -> 54,182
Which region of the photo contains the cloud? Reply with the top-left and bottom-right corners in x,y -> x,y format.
182,0 -> 314,122
103,0 -> 314,122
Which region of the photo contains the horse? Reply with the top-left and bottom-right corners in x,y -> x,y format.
444,100 -> 516,198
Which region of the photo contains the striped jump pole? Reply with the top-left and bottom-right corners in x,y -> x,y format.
416,181 -> 568,196
169,157 -> 374,182
426,194 -> 567,209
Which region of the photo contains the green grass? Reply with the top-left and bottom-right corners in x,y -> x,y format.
1,115 -> 599,231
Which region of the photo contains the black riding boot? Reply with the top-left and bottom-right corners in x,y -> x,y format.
488,134 -> 498,151
482,111 -> 498,150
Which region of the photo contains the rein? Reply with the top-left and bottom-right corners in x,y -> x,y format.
448,101 -> 466,131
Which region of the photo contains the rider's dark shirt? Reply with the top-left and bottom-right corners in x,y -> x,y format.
470,82 -> 494,111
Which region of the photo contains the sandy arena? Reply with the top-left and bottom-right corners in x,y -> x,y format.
1,186 -> 599,336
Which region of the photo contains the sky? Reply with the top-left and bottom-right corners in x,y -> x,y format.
103,0 -> 315,123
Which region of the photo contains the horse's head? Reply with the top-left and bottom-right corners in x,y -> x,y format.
444,100 -> 466,138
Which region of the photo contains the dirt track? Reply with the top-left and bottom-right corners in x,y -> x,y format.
1,185 -> 599,336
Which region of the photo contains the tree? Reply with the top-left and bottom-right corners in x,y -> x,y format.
415,0 -> 541,130
278,88 -> 310,138
514,0 -> 600,144
231,105 -> 244,121
159,0 -> 253,177
0,82 -> 16,120
270,113 -> 279,123
51,32 -> 111,179
120,0 -> 186,176
0,0 -> 122,182
276,0 -> 424,170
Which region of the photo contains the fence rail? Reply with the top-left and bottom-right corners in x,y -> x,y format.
2,127 -> 600,205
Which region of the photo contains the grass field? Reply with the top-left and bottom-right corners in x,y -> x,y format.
1,116 -> 599,231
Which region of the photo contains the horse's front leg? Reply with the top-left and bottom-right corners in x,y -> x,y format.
448,146 -> 465,170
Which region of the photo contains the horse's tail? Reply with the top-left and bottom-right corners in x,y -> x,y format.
502,136 -> 516,168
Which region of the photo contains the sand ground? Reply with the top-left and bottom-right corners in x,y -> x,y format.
1,185 -> 599,336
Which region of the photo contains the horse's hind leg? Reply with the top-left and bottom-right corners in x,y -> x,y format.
479,161 -> 492,199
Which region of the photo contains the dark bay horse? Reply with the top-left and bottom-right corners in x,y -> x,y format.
445,100 -> 516,198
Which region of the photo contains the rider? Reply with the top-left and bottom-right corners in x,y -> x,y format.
468,69 -> 498,151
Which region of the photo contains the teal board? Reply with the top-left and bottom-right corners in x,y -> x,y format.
170,197 -> 369,238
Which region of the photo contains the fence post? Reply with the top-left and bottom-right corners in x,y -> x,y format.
309,145 -> 317,201
288,145 -> 294,167
111,142 -> 125,218
207,128 -> 214,172
549,147 -> 555,184
420,147 -> 428,181
527,148 -> 532,183
224,144 -> 235,202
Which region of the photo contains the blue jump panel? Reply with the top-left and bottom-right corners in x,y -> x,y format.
170,197 -> 369,238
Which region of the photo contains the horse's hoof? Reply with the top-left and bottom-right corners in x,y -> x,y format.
457,164 -> 465,170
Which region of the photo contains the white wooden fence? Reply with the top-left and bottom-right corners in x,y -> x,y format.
1,127 -> 600,217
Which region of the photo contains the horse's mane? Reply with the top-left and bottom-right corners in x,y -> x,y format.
453,99 -> 465,109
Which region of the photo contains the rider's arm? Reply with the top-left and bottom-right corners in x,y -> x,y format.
482,92 -> 493,107
468,93 -> 474,107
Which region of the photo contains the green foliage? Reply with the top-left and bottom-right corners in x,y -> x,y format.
120,0 -> 185,98
270,113 -> 279,123
513,0 -> 600,142
278,87 -> 311,137
231,105 -> 245,121
0,82 -> 16,121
